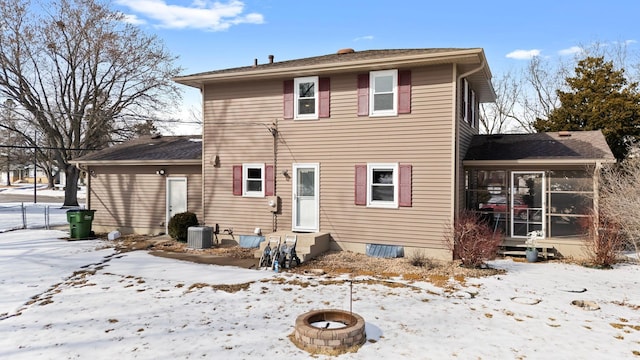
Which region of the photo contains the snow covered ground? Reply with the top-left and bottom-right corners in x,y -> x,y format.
0,229 -> 639,359
0,185 -> 85,231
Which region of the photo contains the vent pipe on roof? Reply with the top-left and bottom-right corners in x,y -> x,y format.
268,55 -> 274,64
253,58 -> 258,67
337,48 -> 355,55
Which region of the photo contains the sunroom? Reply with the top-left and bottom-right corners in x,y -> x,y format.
463,131 -> 616,258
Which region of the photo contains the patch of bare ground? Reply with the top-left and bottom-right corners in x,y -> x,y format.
103,234 -> 503,280
292,250 -> 504,281
102,234 -> 255,259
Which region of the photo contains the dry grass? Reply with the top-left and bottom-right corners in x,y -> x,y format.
292,250 -> 503,281
107,235 -> 504,282
106,234 -> 255,259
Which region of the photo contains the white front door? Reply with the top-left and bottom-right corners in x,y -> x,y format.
292,163 -> 319,232
166,177 -> 187,230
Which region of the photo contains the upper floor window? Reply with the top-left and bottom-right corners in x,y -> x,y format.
462,78 -> 477,127
243,163 -> 264,197
294,76 -> 319,120
370,70 -> 398,116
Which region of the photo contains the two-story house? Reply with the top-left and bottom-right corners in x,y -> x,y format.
172,48 -> 496,260
74,47 -> 615,261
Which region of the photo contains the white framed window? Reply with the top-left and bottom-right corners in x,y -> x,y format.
470,89 -> 476,127
370,70 -> 397,116
367,163 -> 399,208
294,76 -> 319,120
242,163 -> 264,197
463,78 -> 470,123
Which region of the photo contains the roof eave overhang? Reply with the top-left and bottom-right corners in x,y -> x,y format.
173,49 -> 487,88
71,159 -> 202,167
463,158 -> 617,167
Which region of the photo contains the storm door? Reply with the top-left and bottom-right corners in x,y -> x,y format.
166,177 -> 187,232
292,163 -> 319,232
511,172 -> 545,237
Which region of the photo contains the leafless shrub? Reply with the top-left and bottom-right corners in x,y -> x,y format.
580,211 -> 627,268
444,210 -> 503,268
408,250 -> 435,269
599,149 -> 640,257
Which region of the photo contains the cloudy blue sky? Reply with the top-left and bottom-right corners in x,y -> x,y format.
112,0 -> 639,133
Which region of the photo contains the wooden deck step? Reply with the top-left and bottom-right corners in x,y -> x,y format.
498,241 -> 556,260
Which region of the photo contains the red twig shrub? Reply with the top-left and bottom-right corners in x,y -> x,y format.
580,211 -> 627,268
444,210 -> 503,268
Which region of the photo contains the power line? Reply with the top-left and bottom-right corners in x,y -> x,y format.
0,144 -> 98,151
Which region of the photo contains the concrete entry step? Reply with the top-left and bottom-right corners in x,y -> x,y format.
254,231 -> 331,264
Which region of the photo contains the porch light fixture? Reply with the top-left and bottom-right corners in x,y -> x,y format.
156,169 -> 166,176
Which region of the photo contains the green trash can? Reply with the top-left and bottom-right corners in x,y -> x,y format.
66,209 -> 96,239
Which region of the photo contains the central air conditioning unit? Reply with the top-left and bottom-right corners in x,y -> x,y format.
187,226 -> 213,249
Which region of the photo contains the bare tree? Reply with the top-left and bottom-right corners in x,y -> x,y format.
0,0 -> 182,206
599,145 -> 640,257
515,40 -> 640,133
479,70 -> 523,134
520,56 -> 568,132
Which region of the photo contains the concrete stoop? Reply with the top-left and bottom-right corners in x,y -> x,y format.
254,231 -> 331,263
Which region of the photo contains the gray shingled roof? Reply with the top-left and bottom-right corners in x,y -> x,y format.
174,47 -> 496,103
72,135 -> 202,163
464,131 -> 615,162
181,48 -> 470,77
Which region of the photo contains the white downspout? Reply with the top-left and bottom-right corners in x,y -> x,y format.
453,60 -> 486,220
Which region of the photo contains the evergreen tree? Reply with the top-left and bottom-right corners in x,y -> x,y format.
534,56 -> 640,160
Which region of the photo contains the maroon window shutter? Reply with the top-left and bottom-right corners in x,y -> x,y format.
319,77 -> 330,118
354,164 -> 367,205
232,165 -> 242,196
265,165 -> 274,196
283,80 -> 294,119
357,74 -> 369,116
399,164 -> 412,207
398,70 -> 411,114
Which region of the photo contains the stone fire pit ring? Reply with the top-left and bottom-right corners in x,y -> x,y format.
292,309 -> 366,354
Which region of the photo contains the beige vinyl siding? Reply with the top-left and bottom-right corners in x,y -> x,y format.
202,64 -> 456,251
202,80 -> 280,235
88,165 -> 202,234
457,72 -> 481,214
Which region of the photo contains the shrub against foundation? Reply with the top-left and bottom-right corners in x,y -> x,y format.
445,210 -> 503,268
580,211 -> 627,268
168,212 -> 199,242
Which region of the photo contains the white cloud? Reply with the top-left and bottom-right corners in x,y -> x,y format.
614,39 -> 637,46
505,49 -> 541,60
120,13 -> 147,25
353,35 -> 374,42
558,46 -> 583,56
115,0 -> 264,31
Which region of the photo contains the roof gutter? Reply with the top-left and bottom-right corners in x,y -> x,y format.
463,158 -> 617,166
70,159 -> 202,167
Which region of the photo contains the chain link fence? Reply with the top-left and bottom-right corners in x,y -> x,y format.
0,203 -> 72,232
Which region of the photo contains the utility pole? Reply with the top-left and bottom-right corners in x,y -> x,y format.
33,131 -> 37,204
3,99 -> 14,186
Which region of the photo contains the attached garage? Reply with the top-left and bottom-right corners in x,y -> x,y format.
71,135 -> 203,235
